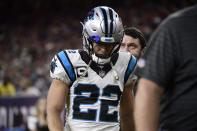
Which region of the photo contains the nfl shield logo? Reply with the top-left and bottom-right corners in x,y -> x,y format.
99,70 -> 105,78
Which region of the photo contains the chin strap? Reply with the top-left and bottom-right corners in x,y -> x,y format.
92,53 -> 111,65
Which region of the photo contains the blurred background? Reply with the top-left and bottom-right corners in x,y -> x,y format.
0,0 -> 196,130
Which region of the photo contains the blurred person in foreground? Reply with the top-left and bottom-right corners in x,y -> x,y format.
47,6 -> 136,131
0,76 -> 16,96
135,4 -> 197,131
120,27 -> 146,94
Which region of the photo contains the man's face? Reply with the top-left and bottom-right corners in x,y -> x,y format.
120,35 -> 143,59
93,42 -> 114,58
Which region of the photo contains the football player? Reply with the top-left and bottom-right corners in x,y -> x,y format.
47,6 -> 137,131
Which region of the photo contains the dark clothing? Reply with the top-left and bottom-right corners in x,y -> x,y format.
136,4 -> 197,131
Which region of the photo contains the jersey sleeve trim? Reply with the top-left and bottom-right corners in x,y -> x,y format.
57,51 -> 76,82
124,55 -> 137,84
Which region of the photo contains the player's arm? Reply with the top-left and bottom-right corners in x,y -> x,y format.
134,78 -> 164,131
120,80 -> 135,131
47,79 -> 69,131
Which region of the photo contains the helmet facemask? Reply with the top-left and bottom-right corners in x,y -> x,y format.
81,6 -> 124,65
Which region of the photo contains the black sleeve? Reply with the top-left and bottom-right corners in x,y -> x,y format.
136,22 -> 178,88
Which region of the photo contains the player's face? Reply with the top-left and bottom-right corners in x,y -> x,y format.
93,42 -> 114,58
120,35 -> 142,59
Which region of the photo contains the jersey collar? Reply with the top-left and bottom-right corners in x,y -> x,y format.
79,50 -> 119,78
